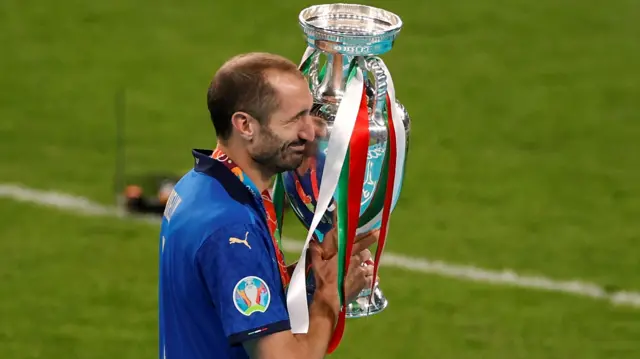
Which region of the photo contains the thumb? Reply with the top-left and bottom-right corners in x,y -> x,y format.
309,240 -> 324,261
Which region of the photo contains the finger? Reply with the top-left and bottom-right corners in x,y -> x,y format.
309,240 -> 324,262
352,250 -> 371,265
364,274 -> 374,290
348,249 -> 370,268
348,253 -> 362,271
355,228 -> 379,241
356,249 -> 372,264
320,199 -> 340,255
362,264 -> 374,277
351,231 -> 378,254
320,230 -> 338,258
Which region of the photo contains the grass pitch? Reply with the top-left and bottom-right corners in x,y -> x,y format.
1,0 -> 640,357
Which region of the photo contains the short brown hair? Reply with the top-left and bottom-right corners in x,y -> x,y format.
207,52 -> 303,140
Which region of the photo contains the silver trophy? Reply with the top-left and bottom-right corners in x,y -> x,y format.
282,4 -> 411,318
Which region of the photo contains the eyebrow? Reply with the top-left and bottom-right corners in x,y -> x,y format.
289,109 -> 310,121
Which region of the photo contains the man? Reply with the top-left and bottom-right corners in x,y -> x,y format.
158,52 -> 378,359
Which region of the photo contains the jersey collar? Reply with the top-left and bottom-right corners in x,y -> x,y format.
192,149 -> 218,176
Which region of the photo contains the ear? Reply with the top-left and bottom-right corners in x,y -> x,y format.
230,111 -> 257,141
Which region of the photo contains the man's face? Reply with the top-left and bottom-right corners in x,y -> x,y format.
249,70 -> 315,173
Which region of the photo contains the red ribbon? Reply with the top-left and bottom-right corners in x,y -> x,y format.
327,80 -> 370,354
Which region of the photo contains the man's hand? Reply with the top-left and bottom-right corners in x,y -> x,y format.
242,239 -> 342,359
309,239 -> 340,315
318,228 -> 379,304
319,228 -> 379,261
344,248 -> 375,303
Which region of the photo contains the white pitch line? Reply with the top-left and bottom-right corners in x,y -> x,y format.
1,182 -> 640,308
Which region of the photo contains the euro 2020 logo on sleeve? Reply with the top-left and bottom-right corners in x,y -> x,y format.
233,276 -> 271,316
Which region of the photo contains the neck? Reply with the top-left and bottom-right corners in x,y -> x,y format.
216,141 -> 273,193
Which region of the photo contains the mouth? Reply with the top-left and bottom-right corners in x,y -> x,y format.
288,144 -> 306,152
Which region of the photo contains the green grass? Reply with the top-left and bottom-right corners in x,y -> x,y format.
3,199 -> 640,359
1,0 -> 640,357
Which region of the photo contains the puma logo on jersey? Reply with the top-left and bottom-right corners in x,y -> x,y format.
229,231 -> 251,249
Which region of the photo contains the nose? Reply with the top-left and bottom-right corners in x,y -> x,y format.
298,115 -> 316,142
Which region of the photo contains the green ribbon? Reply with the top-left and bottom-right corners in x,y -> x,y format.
335,146 -> 351,307
298,50 -> 360,307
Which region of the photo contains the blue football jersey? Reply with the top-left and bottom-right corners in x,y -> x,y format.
158,149 -> 290,359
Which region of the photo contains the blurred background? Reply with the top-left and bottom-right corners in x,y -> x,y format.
1,0 -> 639,358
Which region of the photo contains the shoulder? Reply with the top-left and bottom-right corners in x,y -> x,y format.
158,171 -> 264,267
167,170 -> 258,233
194,221 -> 275,276
198,221 -> 271,255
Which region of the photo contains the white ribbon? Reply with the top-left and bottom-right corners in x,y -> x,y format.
377,58 -> 407,212
299,46 -> 316,66
365,58 -> 407,305
287,51 -> 365,334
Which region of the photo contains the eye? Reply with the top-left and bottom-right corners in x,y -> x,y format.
289,109 -> 311,123
285,116 -> 301,125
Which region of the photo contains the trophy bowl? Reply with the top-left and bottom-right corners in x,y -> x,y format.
298,3 -> 403,56
283,3 -> 411,318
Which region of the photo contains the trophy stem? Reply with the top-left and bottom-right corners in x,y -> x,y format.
317,53 -> 347,103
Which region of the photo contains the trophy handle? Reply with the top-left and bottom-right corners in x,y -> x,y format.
361,56 -> 388,127
308,50 -> 322,91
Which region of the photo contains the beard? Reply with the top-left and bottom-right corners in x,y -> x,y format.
249,125 -> 306,174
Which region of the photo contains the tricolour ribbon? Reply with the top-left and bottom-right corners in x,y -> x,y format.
365,59 -> 407,308
378,58 -> 407,219
289,49 -> 406,354
367,92 -> 396,306
287,47 -> 366,338
327,77 -> 370,353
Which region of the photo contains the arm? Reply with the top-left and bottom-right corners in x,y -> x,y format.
242,291 -> 337,359
243,240 -> 340,359
287,229 -> 377,292
196,224 -> 340,359
196,224 -> 293,350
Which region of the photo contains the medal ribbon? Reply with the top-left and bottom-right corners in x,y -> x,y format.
211,148 -> 290,290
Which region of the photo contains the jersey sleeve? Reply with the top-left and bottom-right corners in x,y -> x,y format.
196,223 -> 291,345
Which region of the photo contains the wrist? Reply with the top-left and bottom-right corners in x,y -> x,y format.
313,284 -> 340,318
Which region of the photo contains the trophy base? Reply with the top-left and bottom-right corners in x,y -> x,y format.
345,284 -> 388,318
